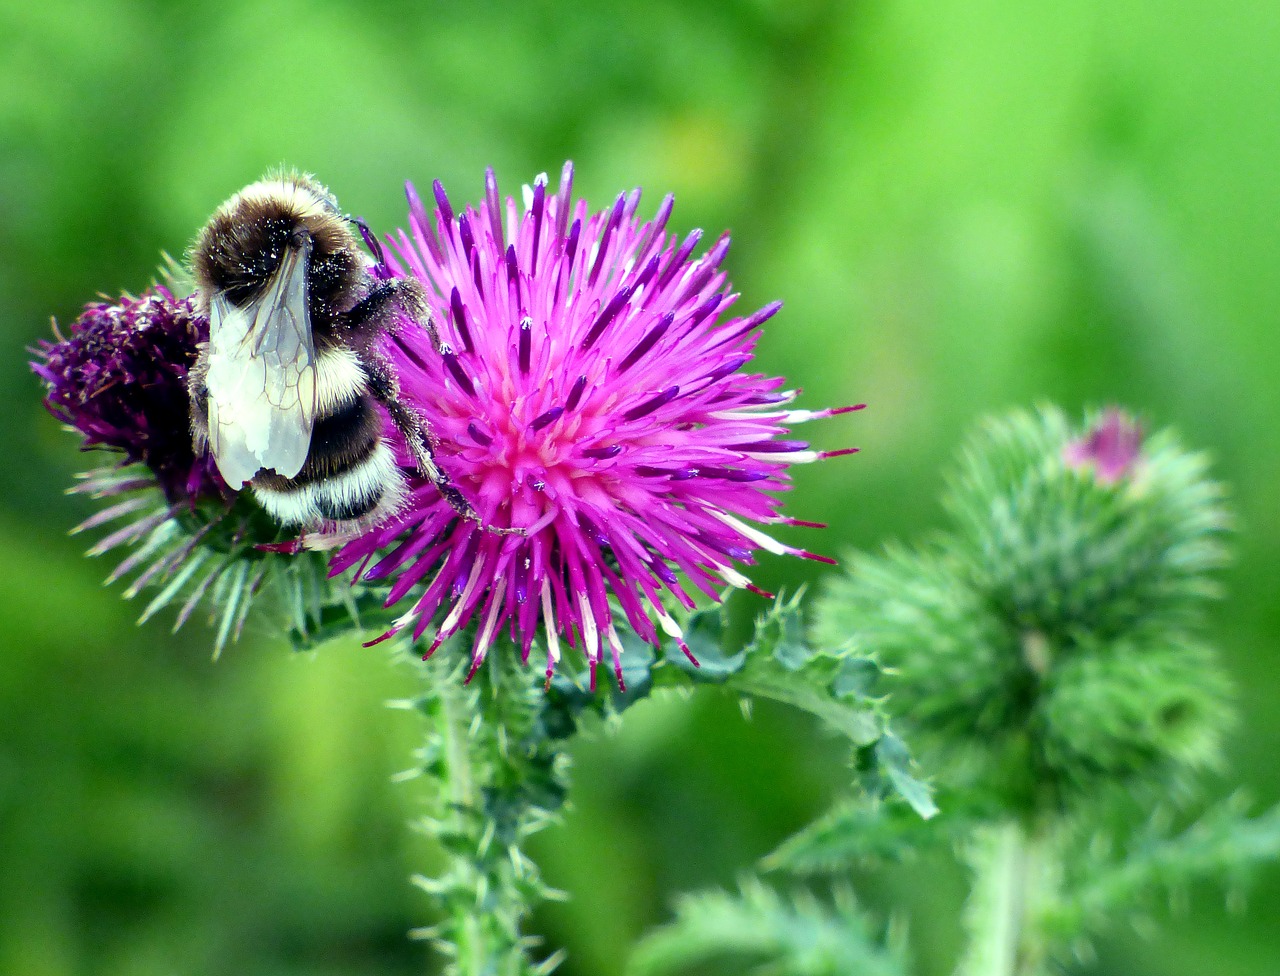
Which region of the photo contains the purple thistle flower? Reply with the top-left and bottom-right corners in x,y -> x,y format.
31,288 -> 310,654
33,288 -> 226,506
332,163 -> 862,688
1064,408 -> 1144,484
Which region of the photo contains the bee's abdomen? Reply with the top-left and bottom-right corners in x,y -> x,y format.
253,434 -> 405,527
297,395 -> 382,481
251,348 -> 405,527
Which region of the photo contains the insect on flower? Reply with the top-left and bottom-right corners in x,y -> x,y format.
332,163 -> 864,688
188,171 -> 484,539
33,163 -> 863,678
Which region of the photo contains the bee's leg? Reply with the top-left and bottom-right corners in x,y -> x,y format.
363,351 -> 519,535
353,292 -> 522,536
364,354 -> 469,511
351,217 -> 391,275
343,277 -> 440,350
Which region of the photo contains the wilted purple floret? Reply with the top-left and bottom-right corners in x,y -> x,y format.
332,163 -> 861,688
1064,408 -> 1143,484
33,289 -> 225,506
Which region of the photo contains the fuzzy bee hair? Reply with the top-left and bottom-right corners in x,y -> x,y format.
188,171 -> 477,538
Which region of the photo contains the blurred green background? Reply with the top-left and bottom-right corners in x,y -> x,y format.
2,0 -> 1277,973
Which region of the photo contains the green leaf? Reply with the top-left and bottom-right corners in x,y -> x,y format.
727,593 -> 885,747
285,584 -> 399,651
764,797 -> 954,874
664,606 -> 746,681
628,879 -> 907,976
1054,797 -> 1280,936
647,594 -> 931,814
874,735 -> 940,819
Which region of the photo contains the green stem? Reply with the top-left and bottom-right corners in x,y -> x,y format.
956,821 -> 1051,976
434,677 -> 487,976
409,647 -> 569,976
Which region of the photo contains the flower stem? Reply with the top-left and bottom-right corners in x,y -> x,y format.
407,646 -> 570,976
956,821 -> 1052,976
434,671 -> 487,976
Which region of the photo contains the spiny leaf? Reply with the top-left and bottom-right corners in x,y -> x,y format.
725,593 -> 885,747
873,735 -> 940,819
651,594 -> 931,815
665,606 -> 746,681
765,794 -> 958,875
629,879 -> 907,976
1055,797 -> 1280,935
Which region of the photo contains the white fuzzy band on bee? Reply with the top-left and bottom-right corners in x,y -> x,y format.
313,346 -> 368,414
252,441 -> 405,527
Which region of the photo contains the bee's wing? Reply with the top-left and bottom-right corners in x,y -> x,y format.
204,242 -> 318,489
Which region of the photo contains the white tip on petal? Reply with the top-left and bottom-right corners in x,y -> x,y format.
578,591 -> 600,664
440,556 -> 488,635
472,579 -> 508,667
653,606 -> 684,641
782,409 -> 820,423
711,510 -> 791,556
744,450 -> 820,464
607,625 -> 625,664
718,565 -> 754,590
541,581 -> 561,664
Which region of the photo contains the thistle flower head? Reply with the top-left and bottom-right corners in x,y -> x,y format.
1064,407 -> 1143,484
33,289 -> 224,506
334,163 -> 859,686
33,288 -> 341,654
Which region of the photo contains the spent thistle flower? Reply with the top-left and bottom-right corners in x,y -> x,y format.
34,288 -> 340,652
335,163 -> 861,686
33,288 -> 224,507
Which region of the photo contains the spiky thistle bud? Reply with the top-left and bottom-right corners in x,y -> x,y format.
814,407 -> 1233,807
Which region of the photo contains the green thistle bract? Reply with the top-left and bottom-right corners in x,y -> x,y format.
814,407 -> 1233,807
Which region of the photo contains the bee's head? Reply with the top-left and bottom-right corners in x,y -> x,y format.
190,172 -> 364,316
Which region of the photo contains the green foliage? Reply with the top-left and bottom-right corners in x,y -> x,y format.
764,796 -> 966,875
334,591 -> 921,975
945,409 -> 1231,641
816,545 -> 1024,745
641,406 -> 1275,976
73,461 -> 365,658
618,601 -> 934,976
1036,635 -> 1232,790
546,593 -> 932,817
1052,797 -> 1280,938
813,407 -> 1234,809
680,595 -> 932,816
628,880 -> 907,976
403,649 -> 572,976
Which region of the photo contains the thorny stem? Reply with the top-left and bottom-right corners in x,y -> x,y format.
406,648 -> 570,976
437,675 -> 487,975
956,820 -> 1053,976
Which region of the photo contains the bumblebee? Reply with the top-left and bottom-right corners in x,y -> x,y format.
188,171 -> 475,534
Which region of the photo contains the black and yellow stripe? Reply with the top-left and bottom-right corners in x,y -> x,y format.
252,346 -> 406,527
